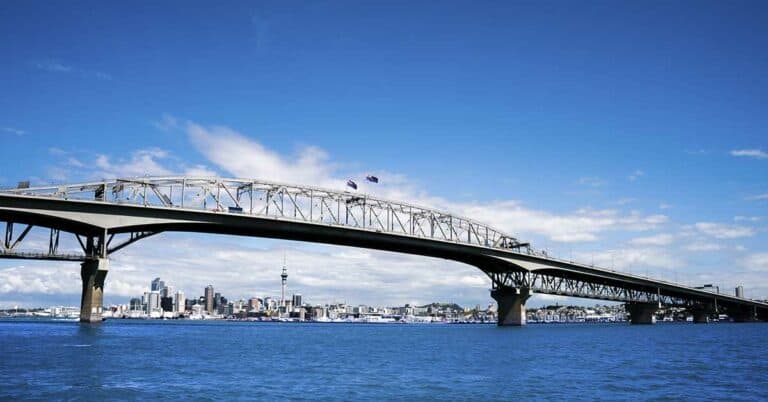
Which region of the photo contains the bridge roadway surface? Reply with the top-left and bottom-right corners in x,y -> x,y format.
0,176 -> 765,325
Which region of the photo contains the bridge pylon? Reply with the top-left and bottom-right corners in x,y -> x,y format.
625,302 -> 660,325
687,303 -> 716,324
80,258 -> 108,323
491,287 -> 531,326
78,234 -> 109,324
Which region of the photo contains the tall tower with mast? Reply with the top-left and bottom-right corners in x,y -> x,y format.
280,251 -> 288,308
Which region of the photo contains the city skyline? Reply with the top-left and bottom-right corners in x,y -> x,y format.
1,2 -> 767,308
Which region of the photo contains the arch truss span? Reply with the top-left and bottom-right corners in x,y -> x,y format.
0,176 -> 529,252
488,270 -> 688,306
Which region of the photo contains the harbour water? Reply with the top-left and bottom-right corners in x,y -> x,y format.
1,320 -> 766,400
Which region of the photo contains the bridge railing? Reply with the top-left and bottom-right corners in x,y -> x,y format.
0,176 -> 529,252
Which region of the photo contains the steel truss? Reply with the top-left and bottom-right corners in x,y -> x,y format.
488,271 -> 690,306
0,176 -> 528,251
0,220 -> 156,261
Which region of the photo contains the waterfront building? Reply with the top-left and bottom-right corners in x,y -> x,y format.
205,285 -> 214,314
263,296 -> 275,311
129,298 -> 142,311
175,291 -> 185,314
151,277 -> 165,292
292,294 -> 302,309
248,297 -> 261,311
147,291 -> 161,313
161,297 -> 174,312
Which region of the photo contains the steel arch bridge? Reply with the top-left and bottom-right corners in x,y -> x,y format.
0,176 -> 766,325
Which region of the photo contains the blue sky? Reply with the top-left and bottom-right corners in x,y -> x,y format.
1,1 -> 767,308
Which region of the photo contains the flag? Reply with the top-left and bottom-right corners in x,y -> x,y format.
346,180 -> 358,190
365,175 -> 379,183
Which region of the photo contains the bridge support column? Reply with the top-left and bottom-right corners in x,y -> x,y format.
80,258 -> 109,323
692,310 -> 710,324
688,304 -> 714,324
626,302 -> 659,325
491,287 -> 531,326
731,307 -> 758,323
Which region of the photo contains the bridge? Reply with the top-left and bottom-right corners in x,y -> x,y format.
1,176 -> 766,325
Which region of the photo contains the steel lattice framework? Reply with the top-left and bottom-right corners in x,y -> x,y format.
0,176 -> 528,252
488,271 -> 689,306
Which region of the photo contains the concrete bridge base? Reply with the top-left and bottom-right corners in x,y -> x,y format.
626,302 -> 659,325
692,310 -> 710,324
731,307 -> 759,323
80,258 -> 109,323
491,287 -> 531,326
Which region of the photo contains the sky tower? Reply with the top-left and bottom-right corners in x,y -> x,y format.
280,253 -> 288,307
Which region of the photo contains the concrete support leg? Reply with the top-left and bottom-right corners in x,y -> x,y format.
626,302 -> 659,325
731,308 -> 757,323
692,310 -> 710,324
80,258 -> 109,323
491,287 -> 531,326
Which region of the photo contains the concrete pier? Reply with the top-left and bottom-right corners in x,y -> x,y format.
80,258 -> 109,323
491,287 -> 531,326
731,307 -> 758,323
626,302 -> 659,325
692,310 -> 710,324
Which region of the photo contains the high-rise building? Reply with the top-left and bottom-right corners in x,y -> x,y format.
292,294 -> 302,309
161,297 -> 174,312
175,291 -> 186,314
129,298 -> 142,311
205,285 -> 214,314
248,298 -> 261,311
162,285 -> 173,299
151,277 -> 165,292
148,291 -> 161,313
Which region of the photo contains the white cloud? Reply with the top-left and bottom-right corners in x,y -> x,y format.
451,203 -> 667,243
180,120 -> 669,244
576,177 -> 606,187
629,233 -> 675,246
659,203 -> 672,210
574,247 -> 684,271
186,122 -> 340,188
628,169 -> 644,181
34,60 -> 73,73
693,222 -> 755,239
734,216 -> 761,222
183,164 -> 219,177
97,235 -> 492,307
94,148 -> 174,178
683,242 -> 722,252
66,157 -> 84,168
1,127 -> 25,136
48,147 -> 67,155
740,253 -> 768,272
152,113 -> 179,132
613,198 -> 635,206
730,149 -> 768,159
746,194 -> 768,201
33,60 -> 111,80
